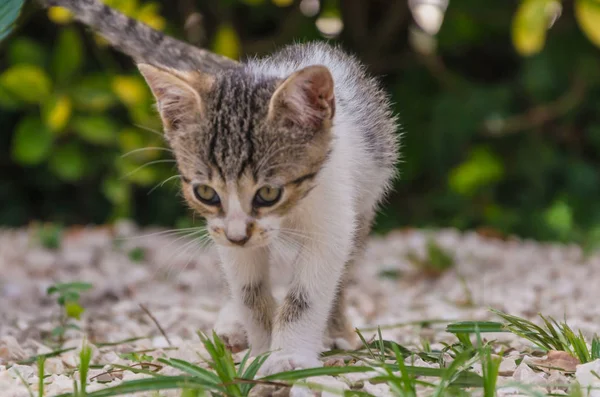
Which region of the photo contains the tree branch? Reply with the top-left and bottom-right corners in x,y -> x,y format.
482,77 -> 587,136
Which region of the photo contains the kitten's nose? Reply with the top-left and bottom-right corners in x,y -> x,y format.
226,234 -> 250,246
225,221 -> 253,246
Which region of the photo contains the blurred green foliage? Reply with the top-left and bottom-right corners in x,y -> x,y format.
2,0 -> 600,246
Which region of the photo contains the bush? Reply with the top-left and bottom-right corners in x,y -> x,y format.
2,0 -> 600,246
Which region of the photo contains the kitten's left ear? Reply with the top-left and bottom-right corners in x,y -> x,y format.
137,64 -> 213,133
268,65 -> 335,130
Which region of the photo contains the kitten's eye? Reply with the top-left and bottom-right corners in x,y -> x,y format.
193,184 -> 220,205
254,186 -> 282,207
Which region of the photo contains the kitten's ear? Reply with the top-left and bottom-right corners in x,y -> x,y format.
137,64 -> 213,132
268,65 -> 335,130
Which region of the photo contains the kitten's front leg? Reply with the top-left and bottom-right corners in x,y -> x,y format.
218,247 -> 275,354
260,224 -> 353,374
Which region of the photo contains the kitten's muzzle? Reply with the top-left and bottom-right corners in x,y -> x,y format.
225,222 -> 254,247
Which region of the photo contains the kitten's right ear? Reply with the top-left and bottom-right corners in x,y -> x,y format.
137,64 -> 213,132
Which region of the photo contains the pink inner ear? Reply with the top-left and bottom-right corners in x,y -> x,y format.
281,66 -> 335,129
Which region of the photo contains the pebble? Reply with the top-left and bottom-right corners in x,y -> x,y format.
1,226 -> 600,394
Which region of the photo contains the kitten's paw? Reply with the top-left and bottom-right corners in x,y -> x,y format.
216,328 -> 248,353
214,302 -> 248,353
259,351 -> 322,376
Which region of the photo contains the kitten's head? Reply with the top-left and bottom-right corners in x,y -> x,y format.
139,63 -> 335,248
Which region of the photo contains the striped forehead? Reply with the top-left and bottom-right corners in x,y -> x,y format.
205,71 -> 271,180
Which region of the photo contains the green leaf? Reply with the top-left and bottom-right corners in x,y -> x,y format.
8,37 -> 46,67
72,115 -> 118,145
102,175 -> 130,205
49,282 -> 93,292
0,0 -> 25,42
52,27 -> 83,84
42,95 -> 72,133
70,74 -> 118,111
212,24 -> 240,60
449,147 -> 504,196
575,0 -> 600,48
11,116 -> 53,165
0,65 -> 51,103
64,301 -> 85,320
544,199 -> 573,238
49,143 -> 87,181
511,0 -> 553,56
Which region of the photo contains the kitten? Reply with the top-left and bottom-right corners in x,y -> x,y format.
138,42 -> 399,374
40,0 -> 399,374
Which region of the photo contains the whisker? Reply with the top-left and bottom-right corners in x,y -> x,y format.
121,147 -> 173,158
134,123 -> 164,137
119,227 -> 205,240
147,174 -> 181,195
120,159 -> 177,180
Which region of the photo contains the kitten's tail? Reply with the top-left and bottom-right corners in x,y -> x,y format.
39,0 -> 239,72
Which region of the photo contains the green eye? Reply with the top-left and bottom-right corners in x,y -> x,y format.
254,186 -> 282,207
193,184 -> 220,205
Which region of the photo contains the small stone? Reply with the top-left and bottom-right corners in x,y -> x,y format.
513,362 -> 546,385
576,359 -> 600,397
44,358 -> 64,374
498,357 -> 517,375
8,365 -> 35,382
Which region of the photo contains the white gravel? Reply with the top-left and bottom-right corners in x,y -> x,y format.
1,222 -> 599,396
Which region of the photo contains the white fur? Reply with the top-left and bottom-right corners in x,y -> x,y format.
215,44 -> 398,374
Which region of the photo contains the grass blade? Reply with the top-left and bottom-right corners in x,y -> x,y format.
157,358 -> 222,386
38,356 -> 46,397
54,376 -> 216,397
261,366 -> 376,381
446,321 -> 506,334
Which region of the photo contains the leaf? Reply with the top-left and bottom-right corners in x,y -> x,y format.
49,143 -> 87,181
70,74 -> 118,111
135,2 -> 166,31
112,75 -> 149,107
511,0 -> 553,56
11,116 -> 53,165
0,65 -> 52,103
65,301 -> 85,320
72,115 -> 118,145
50,282 -> 93,292
52,27 -> 83,83
575,0 -> 600,48
0,0 -> 25,42
8,37 -> 46,67
102,175 -> 130,205
532,350 -> 580,372
47,6 -> 74,24
42,95 -> 72,133
544,200 -> 573,238
449,147 -> 504,196
212,24 -> 240,60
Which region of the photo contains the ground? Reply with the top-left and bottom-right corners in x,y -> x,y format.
1,222 -> 599,396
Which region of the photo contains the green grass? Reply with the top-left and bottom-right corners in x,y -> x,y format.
28,308 -> 600,396
405,238 -> 455,278
448,309 -> 600,364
